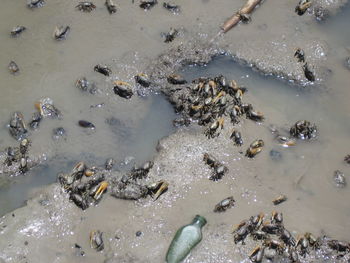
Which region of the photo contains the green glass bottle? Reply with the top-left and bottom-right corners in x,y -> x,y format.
165,215 -> 207,263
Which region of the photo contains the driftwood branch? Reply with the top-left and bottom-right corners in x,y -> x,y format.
221,0 -> 264,33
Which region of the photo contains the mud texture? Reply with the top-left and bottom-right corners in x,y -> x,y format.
0,0 -> 350,262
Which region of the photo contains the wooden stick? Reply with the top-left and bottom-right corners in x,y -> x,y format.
221,0 -> 264,33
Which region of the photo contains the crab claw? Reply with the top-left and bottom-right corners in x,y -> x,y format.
213,91 -> 226,103
94,181 -> 108,200
153,181 -> 168,200
147,180 -> 169,200
113,80 -> 131,87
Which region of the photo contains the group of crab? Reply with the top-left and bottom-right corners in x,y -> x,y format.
233,211 -> 350,262
166,74 -> 265,152
58,159 -> 169,210
1,98 -> 63,176
58,161 -> 109,210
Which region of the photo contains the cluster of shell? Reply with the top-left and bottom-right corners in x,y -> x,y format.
233,211 -> 350,262
58,160 -> 168,209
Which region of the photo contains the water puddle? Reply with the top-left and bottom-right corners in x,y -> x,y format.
0,94 -> 176,216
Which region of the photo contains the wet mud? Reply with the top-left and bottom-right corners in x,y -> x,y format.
0,0 -> 350,262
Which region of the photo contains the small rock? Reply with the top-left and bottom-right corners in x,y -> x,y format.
78,120 -> 95,129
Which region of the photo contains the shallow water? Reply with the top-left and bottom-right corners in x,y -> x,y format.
0,93 -> 176,216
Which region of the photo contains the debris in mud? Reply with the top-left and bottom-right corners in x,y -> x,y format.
139,0 -> 157,10
94,64 -> 112,76
246,139 -> 264,158
166,215 -> 207,263
220,0 -> 264,33
75,2 -> 96,12
295,0 -> 312,16
333,170 -> 346,188
113,81 -> 134,99
10,26 -> 26,37
272,194 -> 287,205
162,28 -> 178,43
163,2 -> 180,14
105,0 -> 117,14
233,211 -> 350,262
8,61 -> 19,74
9,112 -> 28,140
290,120 -> 317,140
27,0 -> 45,9
90,230 -> 104,251
53,26 -> 70,41
203,153 -> 228,181
213,196 -> 235,212
78,120 -> 95,129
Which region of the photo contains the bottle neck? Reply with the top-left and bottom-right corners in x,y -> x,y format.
191,215 -> 207,227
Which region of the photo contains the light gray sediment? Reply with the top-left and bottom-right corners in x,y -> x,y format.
0,0 -> 350,262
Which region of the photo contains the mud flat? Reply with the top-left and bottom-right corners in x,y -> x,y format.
0,0 -> 350,262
